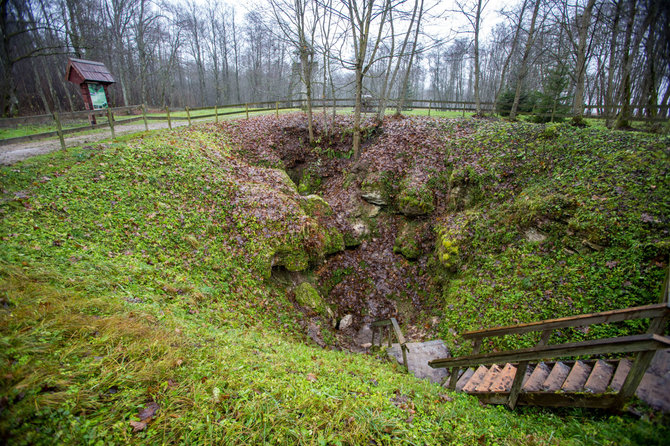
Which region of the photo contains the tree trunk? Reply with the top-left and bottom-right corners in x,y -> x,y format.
510,0 -> 540,120
473,0 -> 482,116
572,0 -> 597,117
614,0 -> 638,129
605,0 -> 622,127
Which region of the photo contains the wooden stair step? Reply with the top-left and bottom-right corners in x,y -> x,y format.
523,362 -> 551,392
462,365 -> 489,393
584,360 -> 614,393
542,362 -> 571,391
455,368 -> 475,391
609,359 -> 632,392
475,364 -> 502,392
561,360 -> 592,392
489,363 -> 518,392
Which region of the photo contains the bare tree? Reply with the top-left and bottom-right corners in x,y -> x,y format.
341,0 -> 392,160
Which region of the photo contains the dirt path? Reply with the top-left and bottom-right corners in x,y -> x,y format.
0,120 -> 191,165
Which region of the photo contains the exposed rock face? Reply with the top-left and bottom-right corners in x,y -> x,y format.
394,221 -> 425,260
338,314 -> 354,330
295,282 -> 328,316
524,228 -> 547,243
397,178 -> 435,217
361,172 -> 389,206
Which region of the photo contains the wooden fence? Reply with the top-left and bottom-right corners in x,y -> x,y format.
1,98 -> 668,148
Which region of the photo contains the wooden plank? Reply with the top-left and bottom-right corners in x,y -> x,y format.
428,334 -> 670,369
476,392 -> 620,409
462,304 -> 670,340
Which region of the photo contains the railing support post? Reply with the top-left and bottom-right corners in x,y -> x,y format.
53,112 -> 66,151
401,344 -> 409,372
428,100 -> 432,116
276,101 -> 279,118
245,103 -> 249,119
507,361 -> 528,409
448,367 -> 459,390
166,106 -> 172,129
617,350 -> 656,405
186,106 -> 191,126
215,105 -> 218,123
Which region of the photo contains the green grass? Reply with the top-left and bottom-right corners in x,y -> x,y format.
431,121 -> 669,353
1,121 -> 668,444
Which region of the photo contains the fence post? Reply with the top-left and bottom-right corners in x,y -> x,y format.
276,101 -> 279,118
186,106 -> 191,126
215,105 -> 218,123
166,106 -> 172,129
107,108 -> 115,139
53,112 -> 66,151
142,104 -> 148,131
428,100 -> 432,117
462,102 -> 465,118
245,103 -> 249,119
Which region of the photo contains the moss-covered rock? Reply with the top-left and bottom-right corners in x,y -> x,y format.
397,180 -> 435,217
301,194 -> 334,218
434,211 -> 478,271
343,218 -> 370,247
272,244 -> 311,272
360,172 -> 391,206
323,227 -> 345,255
295,282 -> 328,316
393,221 -> 423,260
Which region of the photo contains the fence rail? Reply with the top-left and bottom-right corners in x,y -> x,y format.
2,97 -> 668,148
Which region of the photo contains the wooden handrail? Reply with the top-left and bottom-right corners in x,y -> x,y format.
371,318 -> 410,372
462,303 -> 670,341
429,334 -> 670,369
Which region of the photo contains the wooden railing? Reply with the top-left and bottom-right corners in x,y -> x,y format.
429,302 -> 670,409
371,318 -> 410,372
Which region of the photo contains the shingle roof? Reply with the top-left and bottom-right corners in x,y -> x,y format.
67,58 -> 115,83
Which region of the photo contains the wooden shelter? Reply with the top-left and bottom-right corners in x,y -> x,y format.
66,58 -> 115,124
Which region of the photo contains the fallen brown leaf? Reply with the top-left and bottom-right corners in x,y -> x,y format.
130,420 -> 147,432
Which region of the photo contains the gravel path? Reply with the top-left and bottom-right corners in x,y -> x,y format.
0,120 -> 190,165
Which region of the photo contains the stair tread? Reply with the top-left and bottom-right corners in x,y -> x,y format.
475,364 -> 502,392
610,359 -> 632,392
542,362 -> 571,391
455,368 -> 475,391
523,362 -> 551,392
462,365 -> 489,393
489,363 -> 518,392
562,360 -> 592,392
584,360 -> 614,393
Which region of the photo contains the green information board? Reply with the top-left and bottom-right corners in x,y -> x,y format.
88,83 -> 108,109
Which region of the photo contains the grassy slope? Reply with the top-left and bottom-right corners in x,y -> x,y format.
433,121 -> 669,352
0,122 -> 668,444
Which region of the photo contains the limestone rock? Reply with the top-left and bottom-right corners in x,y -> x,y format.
295,282 -> 326,316
524,228 -> 547,243
301,194 -> 334,218
338,314 -> 354,330
397,178 -> 435,217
